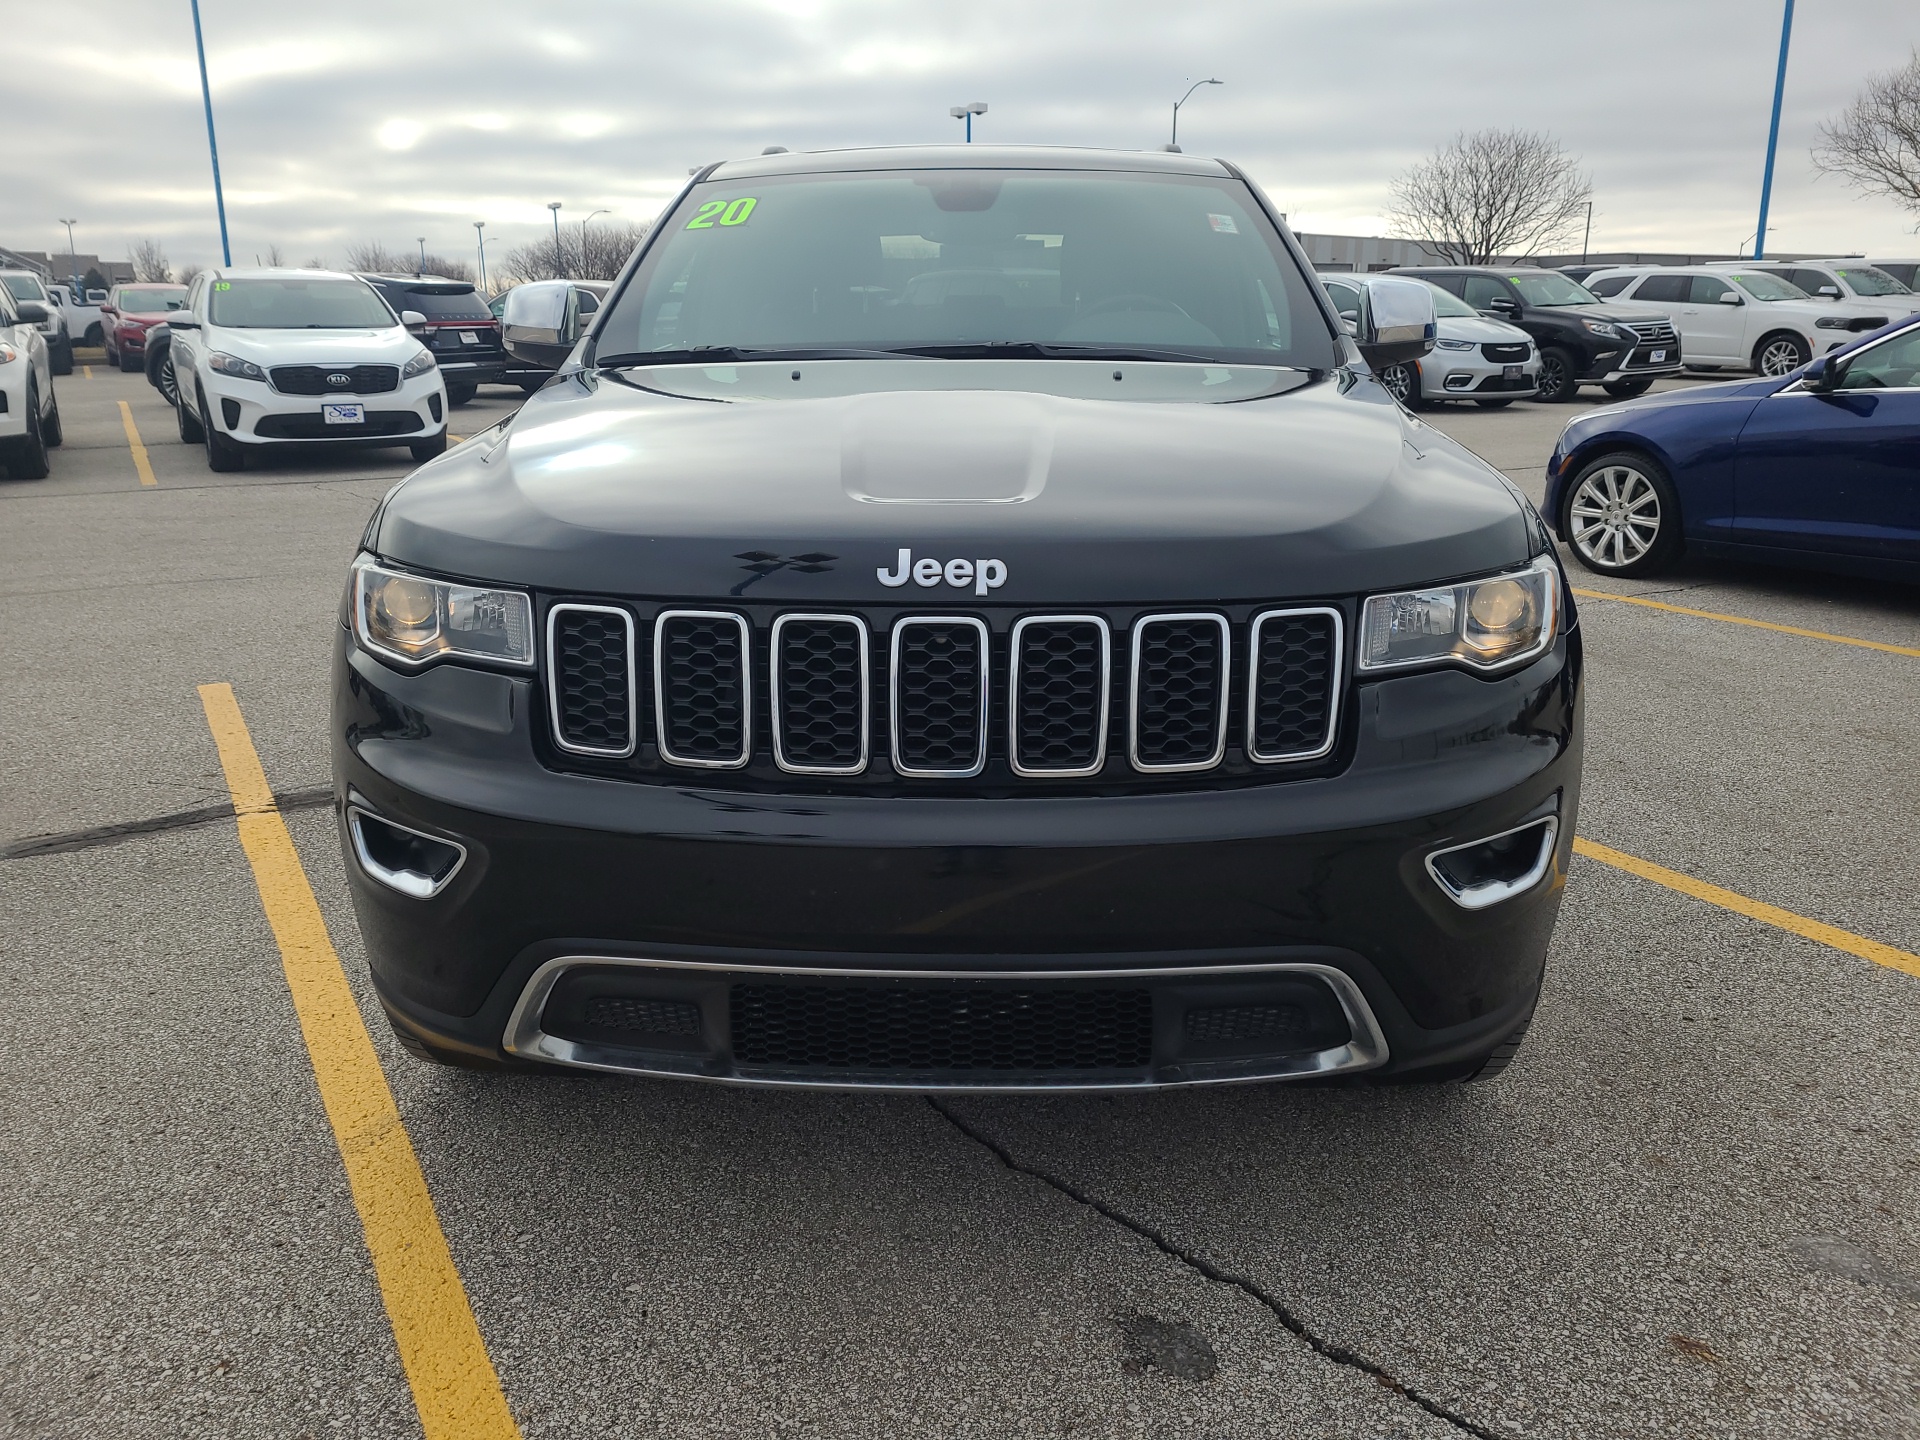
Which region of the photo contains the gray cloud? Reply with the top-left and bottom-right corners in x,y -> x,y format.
9,0 -> 1919,277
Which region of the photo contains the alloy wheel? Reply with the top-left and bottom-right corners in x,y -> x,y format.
1757,338 -> 1805,376
1569,464 -> 1661,569
157,355 -> 178,409
1538,353 -> 1569,401
1379,363 -> 1415,404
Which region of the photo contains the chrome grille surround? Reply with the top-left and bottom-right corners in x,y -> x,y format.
1623,320 -> 1678,344
1007,614 -> 1111,778
653,609 -> 753,769
769,612 -> 870,776
1245,606 -> 1344,764
546,603 -> 638,758
890,615 -> 990,779
1129,613 -> 1232,774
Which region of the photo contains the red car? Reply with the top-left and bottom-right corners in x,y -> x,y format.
101,284 -> 188,371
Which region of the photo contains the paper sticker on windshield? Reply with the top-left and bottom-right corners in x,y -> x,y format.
1207,213 -> 1239,234
686,196 -> 758,230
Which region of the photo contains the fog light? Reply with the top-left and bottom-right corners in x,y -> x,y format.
348,806 -> 466,898
1425,817 -> 1558,910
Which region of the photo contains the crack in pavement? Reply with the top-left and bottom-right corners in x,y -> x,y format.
926,1097 -> 1508,1440
1,786 -> 333,859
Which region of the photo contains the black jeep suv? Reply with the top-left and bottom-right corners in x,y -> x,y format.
334,147 -> 1582,1093
1394,265 -> 1681,401
356,274 -> 506,405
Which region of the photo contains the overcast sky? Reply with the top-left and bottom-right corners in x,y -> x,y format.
10,0 -> 1920,278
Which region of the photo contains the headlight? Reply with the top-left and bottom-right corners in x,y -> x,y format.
1580,319 -> 1628,340
1433,338 -> 1475,352
402,347 -> 436,378
1358,556 -> 1561,674
352,557 -> 534,668
1815,317 -> 1851,330
0,342 -> 17,364
208,351 -> 266,380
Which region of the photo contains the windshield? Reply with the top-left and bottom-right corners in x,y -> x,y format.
1835,266 -> 1912,296
208,277 -> 396,329
1422,281 -> 1480,318
3,275 -> 49,303
1730,272 -> 1808,302
118,287 -> 186,313
593,168 -> 1339,369
1505,272 -> 1599,307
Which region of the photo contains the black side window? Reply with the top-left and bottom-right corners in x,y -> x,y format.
1688,276 -> 1733,305
1461,275 -> 1508,310
1633,274 -> 1690,304
1323,282 -> 1362,322
1587,275 -> 1632,297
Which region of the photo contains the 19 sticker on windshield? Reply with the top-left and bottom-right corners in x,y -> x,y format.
687,197 -> 758,230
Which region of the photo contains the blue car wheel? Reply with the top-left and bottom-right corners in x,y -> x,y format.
1563,451 -> 1682,577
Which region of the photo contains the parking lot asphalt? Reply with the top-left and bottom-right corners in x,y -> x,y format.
2,362 -> 1916,1439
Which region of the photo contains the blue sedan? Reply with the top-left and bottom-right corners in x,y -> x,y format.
1545,315 -> 1920,580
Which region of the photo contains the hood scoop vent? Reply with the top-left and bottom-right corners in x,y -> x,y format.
840,391 -> 1053,505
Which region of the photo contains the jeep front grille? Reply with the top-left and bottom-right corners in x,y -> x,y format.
545,602 -> 1345,786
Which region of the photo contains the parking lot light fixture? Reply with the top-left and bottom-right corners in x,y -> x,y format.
948,102 -> 987,143
58,219 -> 79,294
582,209 -> 609,274
416,237 -> 427,271
1753,0 -> 1795,262
1171,79 -> 1222,149
189,0 -> 231,266
548,201 -> 564,277
474,221 -> 487,296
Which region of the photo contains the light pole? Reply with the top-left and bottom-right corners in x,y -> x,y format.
948,102 -> 987,142
474,221 -> 488,295
58,219 -> 79,294
548,201 -> 564,277
1753,0 -> 1795,262
1170,79 -> 1222,150
1580,201 -> 1593,266
416,236 -> 427,271
189,0 -> 231,266
581,208 -> 609,275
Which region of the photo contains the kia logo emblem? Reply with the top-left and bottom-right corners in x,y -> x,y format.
326,372 -> 352,386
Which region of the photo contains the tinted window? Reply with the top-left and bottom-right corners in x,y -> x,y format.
116,287 -> 187,313
1462,275 -> 1510,310
2,275 -> 49,303
1632,275 -> 1690,303
1322,281 -> 1361,321
380,283 -> 490,320
1729,272 -> 1808,301
594,168 -> 1339,368
1875,262 -> 1918,287
1778,268 -> 1836,296
1506,271 -> 1600,306
208,277 -> 397,329
1688,276 -> 1733,304
1834,266 -> 1911,296
1586,275 -> 1633,297
1837,328 -> 1920,389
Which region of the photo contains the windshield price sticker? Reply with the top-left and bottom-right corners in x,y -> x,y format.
1207,213 -> 1239,234
687,197 -> 759,230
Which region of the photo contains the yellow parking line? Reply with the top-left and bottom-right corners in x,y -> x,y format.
1573,836 -> 1920,979
83,365 -> 93,379
1571,587 -> 1920,658
117,400 -> 156,487
197,683 -> 522,1440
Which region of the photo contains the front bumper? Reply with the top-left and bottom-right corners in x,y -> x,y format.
332,615 -> 1584,1088
1418,349 -> 1540,400
433,356 -> 507,386
201,367 -> 446,446
0,370 -> 26,439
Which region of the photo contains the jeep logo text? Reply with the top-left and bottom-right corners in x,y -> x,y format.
876,549 -> 1007,597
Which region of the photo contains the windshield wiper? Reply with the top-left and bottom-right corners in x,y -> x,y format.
889,341 -> 1234,364
595,346 -> 914,367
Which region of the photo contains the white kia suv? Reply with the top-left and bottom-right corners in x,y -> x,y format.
166,268 -> 448,471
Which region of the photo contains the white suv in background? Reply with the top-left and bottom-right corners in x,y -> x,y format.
1743,260 -> 1920,319
166,269 -> 448,471
1583,265 -> 1895,376
0,283 -> 63,479
0,270 -> 74,375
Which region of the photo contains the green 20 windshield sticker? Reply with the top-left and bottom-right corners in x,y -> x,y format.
686,196 -> 758,230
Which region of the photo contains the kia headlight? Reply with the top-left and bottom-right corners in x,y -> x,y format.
1358,556 -> 1561,674
209,351 -> 266,380
402,347 -> 436,378
352,557 -> 534,667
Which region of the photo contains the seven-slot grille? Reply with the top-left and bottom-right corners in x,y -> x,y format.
546,605 -> 1344,781
269,363 -> 401,395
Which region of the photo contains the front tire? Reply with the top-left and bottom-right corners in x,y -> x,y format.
41,390 -> 62,447
1534,347 -> 1579,402
1474,397 -> 1516,410
119,350 -> 142,373
177,381 -> 205,443
4,382 -> 52,479
49,339 -> 74,377
155,354 -> 179,409
1562,450 -> 1682,577
1753,331 -> 1810,377
1377,361 -> 1423,410
201,391 -> 246,472
1602,378 -> 1652,399
445,382 -> 477,407
409,430 -> 449,463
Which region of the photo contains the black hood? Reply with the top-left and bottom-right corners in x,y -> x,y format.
374,361 -> 1532,604
1535,303 -> 1661,325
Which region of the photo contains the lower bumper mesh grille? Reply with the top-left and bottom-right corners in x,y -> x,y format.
731,983 -> 1155,1073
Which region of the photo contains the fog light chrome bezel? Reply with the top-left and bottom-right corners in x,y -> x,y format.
347,805 -> 468,899
1424,815 -> 1559,910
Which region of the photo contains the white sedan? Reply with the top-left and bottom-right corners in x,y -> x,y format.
165,268 -> 448,472
0,284 -> 62,479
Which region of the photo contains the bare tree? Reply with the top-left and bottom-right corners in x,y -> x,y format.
261,243 -> 285,267
1388,129 -> 1593,264
128,238 -> 172,282
420,253 -> 475,282
344,240 -> 409,272
1814,47 -> 1920,222
497,220 -> 649,287
175,263 -> 204,285
301,256 -> 328,270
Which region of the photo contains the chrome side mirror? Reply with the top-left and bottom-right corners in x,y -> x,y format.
501,280 -> 578,369
1354,276 -> 1436,371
